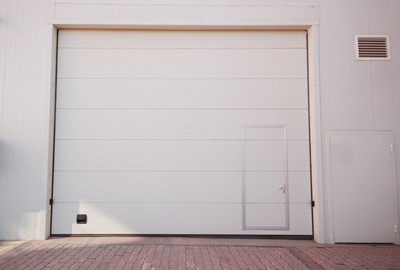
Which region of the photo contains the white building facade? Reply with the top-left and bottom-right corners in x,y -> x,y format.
0,0 -> 399,244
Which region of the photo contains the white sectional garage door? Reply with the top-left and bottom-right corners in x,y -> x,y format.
52,30 -> 312,235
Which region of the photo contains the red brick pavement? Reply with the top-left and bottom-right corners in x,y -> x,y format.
0,237 -> 399,270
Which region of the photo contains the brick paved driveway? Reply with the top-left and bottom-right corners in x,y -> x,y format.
0,237 -> 399,270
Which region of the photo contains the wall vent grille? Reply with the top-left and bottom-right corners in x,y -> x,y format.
355,35 -> 390,60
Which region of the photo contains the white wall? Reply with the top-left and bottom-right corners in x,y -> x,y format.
51,0 -> 318,26
0,0 -> 54,240
319,0 -> 400,242
0,0 -> 399,242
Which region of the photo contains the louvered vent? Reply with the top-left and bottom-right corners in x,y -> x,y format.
356,35 -> 390,60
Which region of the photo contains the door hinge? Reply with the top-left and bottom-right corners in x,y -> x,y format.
395,224 -> 398,233
390,142 -> 394,153
311,201 -> 315,207
49,198 -> 54,205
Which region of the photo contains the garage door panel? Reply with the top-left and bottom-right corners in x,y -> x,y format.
288,204 -> 313,234
54,171 -> 241,203
288,172 -> 312,203
244,140 -> 310,172
55,109 -> 309,140
53,30 -> 312,236
59,30 -> 307,49
54,140 -> 310,172
245,172 -> 311,204
244,141 -> 285,171
53,171 -> 311,203
52,203 -> 242,235
288,141 -> 311,172
58,49 -> 307,79
57,79 -> 309,109
244,204 -> 312,232
54,171 -> 310,204
52,203 -> 312,235
55,140 -> 241,171
245,204 -> 287,227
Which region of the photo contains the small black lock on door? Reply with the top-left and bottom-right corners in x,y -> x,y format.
76,214 -> 87,224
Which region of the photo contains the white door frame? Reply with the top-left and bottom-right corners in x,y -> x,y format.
43,23 -> 326,242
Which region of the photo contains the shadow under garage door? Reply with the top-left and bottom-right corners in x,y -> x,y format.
51,29 -> 312,236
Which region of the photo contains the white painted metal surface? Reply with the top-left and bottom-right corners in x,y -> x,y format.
1,0 -> 399,244
52,1 -> 317,23
52,203 -> 312,235
242,125 -> 290,230
52,30 -> 312,235
328,132 -> 397,243
0,0 -> 54,240
56,79 -> 308,109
